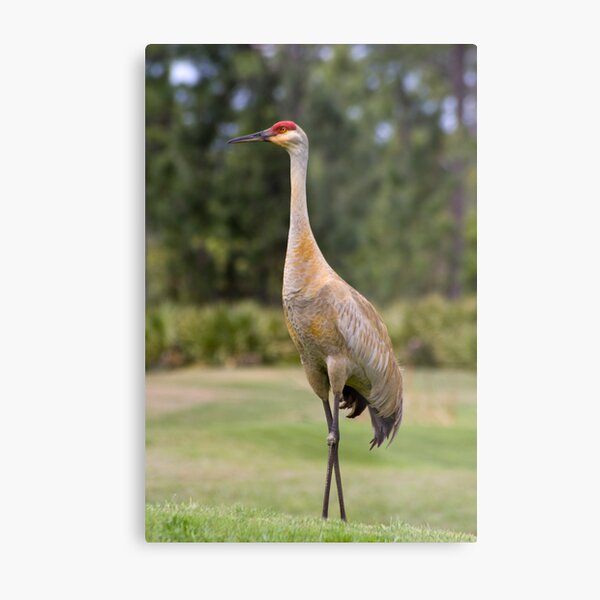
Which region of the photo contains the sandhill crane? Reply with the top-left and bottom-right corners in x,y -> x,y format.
228,120 -> 403,521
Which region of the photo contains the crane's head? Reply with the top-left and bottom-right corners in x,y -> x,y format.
228,120 -> 307,153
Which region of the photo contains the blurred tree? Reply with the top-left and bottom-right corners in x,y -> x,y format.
145,44 -> 476,306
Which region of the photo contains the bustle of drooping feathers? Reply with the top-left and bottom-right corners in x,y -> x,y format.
342,385 -> 402,449
271,120 -> 297,131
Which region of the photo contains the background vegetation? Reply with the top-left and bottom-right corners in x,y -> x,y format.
146,296 -> 476,370
146,44 -> 476,370
145,45 -> 476,541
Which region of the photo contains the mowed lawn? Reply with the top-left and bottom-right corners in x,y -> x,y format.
146,366 -> 476,539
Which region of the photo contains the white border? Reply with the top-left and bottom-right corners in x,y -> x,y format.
2,1 -> 600,598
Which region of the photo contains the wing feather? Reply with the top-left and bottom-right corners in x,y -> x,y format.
334,285 -> 403,421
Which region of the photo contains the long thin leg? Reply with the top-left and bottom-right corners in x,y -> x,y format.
331,393 -> 347,521
322,445 -> 335,519
322,398 -> 333,429
321,399 -> 334,520
321,395 -> 347,521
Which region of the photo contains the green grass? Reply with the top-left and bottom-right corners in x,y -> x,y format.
146,366 -> 476,541
146,503 -> 475,543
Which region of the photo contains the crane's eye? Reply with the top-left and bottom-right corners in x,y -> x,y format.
278,126 -> 287,134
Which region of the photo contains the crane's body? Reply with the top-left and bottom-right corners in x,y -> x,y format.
229,120 -> 403,520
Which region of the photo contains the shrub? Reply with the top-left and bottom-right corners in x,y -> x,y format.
145,307 -> 167,368
384,295 -> 476,369
145,301 -> 298,368
145,296 -> 476,370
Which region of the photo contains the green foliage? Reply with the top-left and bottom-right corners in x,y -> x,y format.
383,295 -> 477,368
145,308 -> 166,367
145,503 -> 475,543
145,301 -> 298,368
146,44 -> 477,305
177,302 -> 264,365
145,296 -> 476,370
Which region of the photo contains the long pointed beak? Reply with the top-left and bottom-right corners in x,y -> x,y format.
227,130 -> 270,144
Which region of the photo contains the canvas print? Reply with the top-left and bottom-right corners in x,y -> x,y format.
145,44 -> 477,542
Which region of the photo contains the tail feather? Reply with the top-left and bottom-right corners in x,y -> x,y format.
342,385 -> 403,449
368,403 -> 402,449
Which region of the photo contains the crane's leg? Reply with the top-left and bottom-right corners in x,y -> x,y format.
321,394 -> 347,521
331,392 -> 347,521
321,399 -> 333,520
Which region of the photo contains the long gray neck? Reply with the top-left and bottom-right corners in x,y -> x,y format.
288,147 -> 312,239
283,145 -> 329,289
